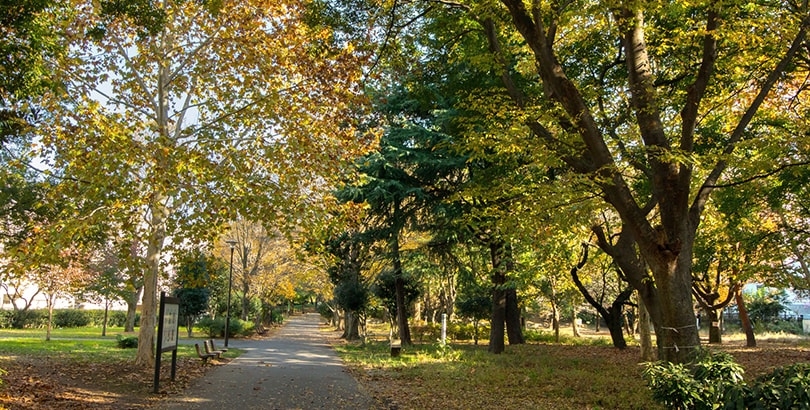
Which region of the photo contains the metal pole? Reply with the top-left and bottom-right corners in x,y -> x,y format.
225,242 -> 235,347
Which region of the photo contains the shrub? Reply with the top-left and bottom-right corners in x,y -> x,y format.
268,310 -> 284,324
196,317 -> 244,338
53,309 -> 92,328
6,310 -> 47,329
238,320 -> 255,337
644,351 -> 810,410
116,335 -> 138,349
746,363 -> 810,409
411,324 -> 441,343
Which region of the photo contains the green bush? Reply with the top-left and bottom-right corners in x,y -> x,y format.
746,363 -> 810,409
644,351 -> 810,410
116,334 -> 138,349
5,310 -> 47,329
53,309 -> 92,328
196,317 -> 245,338
643,350 -> 745,410
270,310 -> 284,324
238,321 -> 255,337
412,324 -> 441,343
752,319 -> 803,335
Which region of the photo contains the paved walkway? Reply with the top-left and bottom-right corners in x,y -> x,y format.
158,313 -> 377,410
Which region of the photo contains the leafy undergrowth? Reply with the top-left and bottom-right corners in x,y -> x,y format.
332,335 -> 810,410
0,351 -> 229,409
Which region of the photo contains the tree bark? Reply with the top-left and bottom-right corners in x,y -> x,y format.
102,299 -> 109,337
505,288 -> 524,344
551,297 -> 560,343
135,197 -> 168,367
391,232 -> 412,345
488,239 -> 508,353
504,241 -> 525,345
639,299 -> 655,361
343,310 -> 360,340
124,284 -> 141,333
705,306 -> 722,344
735,287 -> 756,347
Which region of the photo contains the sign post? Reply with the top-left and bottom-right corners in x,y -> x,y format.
154,292 -> 180,393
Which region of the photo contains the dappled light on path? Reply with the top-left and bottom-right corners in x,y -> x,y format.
158,313 -> 376,409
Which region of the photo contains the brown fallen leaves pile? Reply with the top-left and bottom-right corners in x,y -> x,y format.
0,354 -> 228,409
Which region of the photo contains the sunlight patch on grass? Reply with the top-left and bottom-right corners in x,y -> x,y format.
336,340 -> 663,409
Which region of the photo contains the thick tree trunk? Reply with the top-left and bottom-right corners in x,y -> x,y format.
343,310 -> 360,340
490,282 -> 506,353
605,314 -> 626,348
705,307 -> 722,344
735,287 -> 756,347
649,252 -> 700,363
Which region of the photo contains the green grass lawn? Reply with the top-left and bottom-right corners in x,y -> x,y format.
336,339 -> 664,409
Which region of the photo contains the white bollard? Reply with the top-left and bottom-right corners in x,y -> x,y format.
441,313 -> 447,345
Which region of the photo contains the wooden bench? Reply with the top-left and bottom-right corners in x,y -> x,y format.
204,340 -> 224,358
209,339 -> 227,353
390,340 -> 401,357
195,343 -> 217,363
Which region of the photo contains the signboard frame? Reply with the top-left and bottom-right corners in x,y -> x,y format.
154,292 -> 180,393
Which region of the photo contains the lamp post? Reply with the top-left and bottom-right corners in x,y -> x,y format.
225,239 -> 237,347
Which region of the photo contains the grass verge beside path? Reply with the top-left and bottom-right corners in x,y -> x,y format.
335,340 -> 664,410
0,334 -> 238,409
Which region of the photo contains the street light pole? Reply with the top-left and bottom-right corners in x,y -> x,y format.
225,239 -> 237,347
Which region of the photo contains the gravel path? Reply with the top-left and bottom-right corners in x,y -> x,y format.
157,313 -> 377,410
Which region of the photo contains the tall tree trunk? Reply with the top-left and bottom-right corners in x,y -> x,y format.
124,284 -> 142,333
502,241 -> 524,344
488,240 -> 507,353
735,287 -> 756,347
102,299 -> 109,337
391,233 -> 412,345
46,295 -> 54,342
241,247 -> 250,320
241,277 -> 250,321
639,299 -> 655,361
551,297 -> 560,343
136,198 -> 168,367
505,293 -> 525,345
